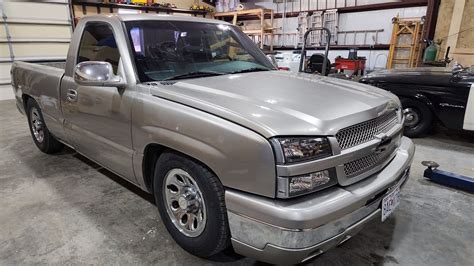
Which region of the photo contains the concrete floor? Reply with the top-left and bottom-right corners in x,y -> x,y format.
1,99 -> 473,265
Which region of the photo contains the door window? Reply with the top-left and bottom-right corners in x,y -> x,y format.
77,22 -> 120,74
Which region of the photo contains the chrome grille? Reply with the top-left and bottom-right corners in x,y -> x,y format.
344,153 -> 379,177
343,143 -> 398,178
336,111 -> 398,150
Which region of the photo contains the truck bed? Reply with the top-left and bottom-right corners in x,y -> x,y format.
38,61 -> 66,70
11,61 -> 66,134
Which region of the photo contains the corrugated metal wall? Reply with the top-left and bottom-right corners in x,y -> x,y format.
0,0 -> 72,87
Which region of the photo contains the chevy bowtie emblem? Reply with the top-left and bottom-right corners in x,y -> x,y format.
375,134 -> 392,154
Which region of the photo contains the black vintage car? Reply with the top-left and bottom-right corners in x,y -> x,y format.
360,67 -> 474,137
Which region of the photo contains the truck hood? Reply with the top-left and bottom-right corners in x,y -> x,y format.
149,71 -> 399,137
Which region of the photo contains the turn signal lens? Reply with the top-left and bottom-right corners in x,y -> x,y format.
277,169 -> 337,198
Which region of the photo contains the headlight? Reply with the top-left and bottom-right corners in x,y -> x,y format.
277,169 -> 338,198
270,137 -> 332,164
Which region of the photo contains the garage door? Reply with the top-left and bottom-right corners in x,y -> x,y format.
0,0 -> 72,88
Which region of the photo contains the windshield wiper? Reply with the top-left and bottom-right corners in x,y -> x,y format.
162,71 -> 226,81
229,67 -> 270,74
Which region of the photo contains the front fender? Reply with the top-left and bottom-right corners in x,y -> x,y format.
412,93 -> 436,111
374,83 -> 440,118
132,94 -> 277,198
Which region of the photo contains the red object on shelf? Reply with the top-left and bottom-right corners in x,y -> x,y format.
334,57 -> 366,75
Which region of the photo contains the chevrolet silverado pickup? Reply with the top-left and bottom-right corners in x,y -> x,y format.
11,14 -> 414,264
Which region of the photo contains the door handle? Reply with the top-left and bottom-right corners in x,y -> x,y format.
66,89 -> 78,102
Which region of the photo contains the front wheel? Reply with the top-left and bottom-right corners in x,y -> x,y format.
153,152 -> 230,258
401,98 -> 433,138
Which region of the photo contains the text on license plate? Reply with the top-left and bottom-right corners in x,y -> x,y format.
381,184 -> 401,222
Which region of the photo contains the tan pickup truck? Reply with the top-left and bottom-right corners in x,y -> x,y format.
11,14 -> 414,264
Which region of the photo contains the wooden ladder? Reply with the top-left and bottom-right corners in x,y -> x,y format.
387,16 -> 424,69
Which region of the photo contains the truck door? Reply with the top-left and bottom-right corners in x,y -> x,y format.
60,21 -> 136,183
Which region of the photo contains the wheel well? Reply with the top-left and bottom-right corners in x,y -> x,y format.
142,143 -> 167,194
400,96 -> 438,122
400,95 -> 435,111
22,94 -> 33,110
141,143 -> 220,195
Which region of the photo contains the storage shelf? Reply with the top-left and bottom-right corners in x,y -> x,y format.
243,29 -> 274,34
272,0 -> 427,19
213,8 -> 273,17
71,1 -> 208,17
222,0 -> 428,21
274,44 -> 390,51
214,8 -> 274,50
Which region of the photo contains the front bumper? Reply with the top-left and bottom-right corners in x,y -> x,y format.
226,136 -> 415,264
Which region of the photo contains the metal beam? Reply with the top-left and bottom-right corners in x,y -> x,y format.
271,0 -> 428,19
0,38 -> 71,43
275,44 -> 390,50
0,56 -> 66,63
7,0 -> 69,5
0,20 -> 71,25
446,0 -> 465,53
424,0 -> 440,40
0,1 -> 15,62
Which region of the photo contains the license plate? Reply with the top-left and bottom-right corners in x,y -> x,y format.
381,184 -> 401,222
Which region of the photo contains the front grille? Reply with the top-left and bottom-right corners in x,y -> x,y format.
343,143 -> 398,178
344,153 -> 379,177
336,110 -> 398,150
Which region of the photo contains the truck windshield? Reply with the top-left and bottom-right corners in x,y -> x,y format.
125,20 -> 276,82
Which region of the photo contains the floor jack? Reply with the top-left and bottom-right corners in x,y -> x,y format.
422,161 -> 474,193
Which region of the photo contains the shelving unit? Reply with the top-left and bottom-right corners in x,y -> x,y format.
323,9 -> 338,45
71,0 -> 208,27
271,0 -> 428,19
297,12 -> 309,46
273,44 -> 390,51
214,8 -> 274,51
308,12 -> 323,46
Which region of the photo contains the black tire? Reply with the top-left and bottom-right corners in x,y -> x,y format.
401,98 -> 433,138
153,152 -> 230,258
26,99 -> 64,154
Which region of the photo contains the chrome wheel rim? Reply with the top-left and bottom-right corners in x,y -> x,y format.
30,107 -> 44,143
163,168 -> 206,237
404,107 -> 420,128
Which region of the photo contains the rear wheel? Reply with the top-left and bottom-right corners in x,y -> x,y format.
401,98 -> 433,138
26,99 -> 63,153
153,152 -> 230,257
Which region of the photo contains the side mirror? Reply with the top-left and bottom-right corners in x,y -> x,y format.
74,61 -> 125,88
